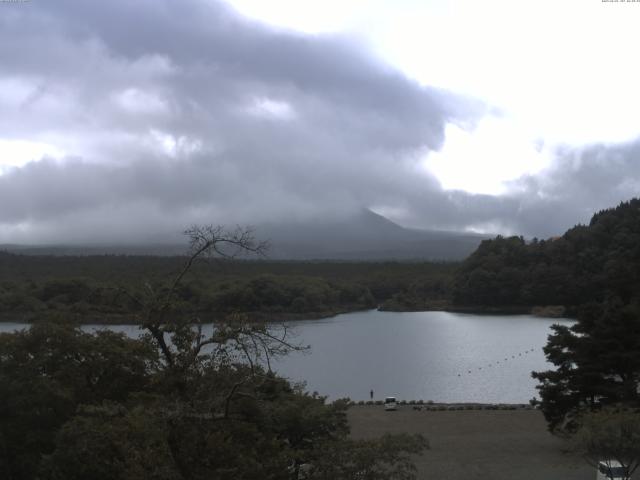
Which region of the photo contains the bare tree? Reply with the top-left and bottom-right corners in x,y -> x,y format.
117,225 -> 304,398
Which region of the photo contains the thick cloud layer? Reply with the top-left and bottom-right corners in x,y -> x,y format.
0,0 -> 638,244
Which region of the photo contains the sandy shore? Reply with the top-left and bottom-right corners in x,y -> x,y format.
348,406 -> 594,480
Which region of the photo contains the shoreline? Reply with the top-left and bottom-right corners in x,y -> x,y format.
0,303 -> 572,325
348,401 -> 535,410
382,303 -> 571,318
0,307 -> 369,325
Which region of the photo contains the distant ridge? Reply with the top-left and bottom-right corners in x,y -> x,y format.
1,210 -> 488,261
0,244 -> 186,257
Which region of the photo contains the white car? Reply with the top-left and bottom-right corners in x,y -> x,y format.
384,396 -> 398,411
597,460 -> 629,480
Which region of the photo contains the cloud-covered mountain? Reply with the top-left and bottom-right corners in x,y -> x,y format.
256,209 -> 487,260
2,209 -> 486,260
1,0 -> 639,244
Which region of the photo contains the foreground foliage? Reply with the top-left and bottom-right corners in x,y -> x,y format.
0,325 -> 427,480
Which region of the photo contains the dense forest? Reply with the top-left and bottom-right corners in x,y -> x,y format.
0,253 -> 455,323
453,199 -> 640,312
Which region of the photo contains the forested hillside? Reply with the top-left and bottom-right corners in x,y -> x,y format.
0,254 -> 455,322
453,198 -> 640,310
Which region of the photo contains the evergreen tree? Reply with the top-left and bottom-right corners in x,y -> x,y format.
532,301 -> 640,433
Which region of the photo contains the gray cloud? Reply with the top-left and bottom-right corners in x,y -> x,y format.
398,138 -> 640,238
503,139 -> 640,236
0,0 -> 638,244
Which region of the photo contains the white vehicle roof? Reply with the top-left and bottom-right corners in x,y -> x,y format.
598,460 -> 627,479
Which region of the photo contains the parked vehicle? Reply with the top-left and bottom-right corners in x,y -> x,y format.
597,460 -> 629,480
384,396 -> 397,411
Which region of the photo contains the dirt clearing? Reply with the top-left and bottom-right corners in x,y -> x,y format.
348,406 -> 594,480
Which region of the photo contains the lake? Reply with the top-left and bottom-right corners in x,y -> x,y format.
0,310 -> 572,403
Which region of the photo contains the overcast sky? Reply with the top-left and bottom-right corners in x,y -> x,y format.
1,0 -> 639,244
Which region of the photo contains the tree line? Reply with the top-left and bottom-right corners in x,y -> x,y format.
0,253 -> 455,322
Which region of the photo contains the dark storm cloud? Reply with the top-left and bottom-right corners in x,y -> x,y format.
0,0 -> 638,243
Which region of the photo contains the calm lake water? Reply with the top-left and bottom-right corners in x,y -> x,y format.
0,310 -> 572,403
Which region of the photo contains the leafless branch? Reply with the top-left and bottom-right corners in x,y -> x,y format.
111,224 -> 307,407
224,379 -> 250,419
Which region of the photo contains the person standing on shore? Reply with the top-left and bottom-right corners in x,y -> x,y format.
370,389 -> 374,400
